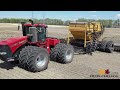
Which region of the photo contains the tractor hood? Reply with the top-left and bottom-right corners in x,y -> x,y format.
0,36 -> 28,61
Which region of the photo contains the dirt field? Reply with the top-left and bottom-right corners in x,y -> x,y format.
0,23 -> 120,79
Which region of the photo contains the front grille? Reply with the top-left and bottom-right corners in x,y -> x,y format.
0,45 -> 12,61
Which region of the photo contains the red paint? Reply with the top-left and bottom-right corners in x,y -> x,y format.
0,36 -> 60,55
28,38 -> 60,53
45,38 -> 60,53
0,36 -> 28,54
24,23 -> 47,28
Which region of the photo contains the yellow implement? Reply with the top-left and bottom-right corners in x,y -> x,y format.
67,22 -> 104,47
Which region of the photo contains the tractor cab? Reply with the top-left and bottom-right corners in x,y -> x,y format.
20,20 -> 48,43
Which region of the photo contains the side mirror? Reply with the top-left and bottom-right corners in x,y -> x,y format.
46,26 -> 48,28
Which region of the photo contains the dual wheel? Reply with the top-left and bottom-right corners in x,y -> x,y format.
18,43 -> 74,72
98,40 -> 114,53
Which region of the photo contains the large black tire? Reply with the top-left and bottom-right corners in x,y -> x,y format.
50,43 -> 74,64
99,41 -> 107,52
50,43 -> 61,62
85,42 -> 92,55
114,46 -> 120,52
18,46 -> 49,72
105,41 -> 114,53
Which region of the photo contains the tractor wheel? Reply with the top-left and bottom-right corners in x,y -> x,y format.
105,41 -> 114,53
50,43 -> 74,64
50,43 -> 61,62
18,46 -> 49,72
99,40 -> 107,52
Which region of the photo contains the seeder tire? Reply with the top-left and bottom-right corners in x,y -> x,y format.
114,46 -> 120,52
106,41 -> 114,53
99,41 -> 107,52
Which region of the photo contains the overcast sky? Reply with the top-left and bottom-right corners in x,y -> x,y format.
0,11 -> 120,21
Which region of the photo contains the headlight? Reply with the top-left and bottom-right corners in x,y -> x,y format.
0,52 -> 7,55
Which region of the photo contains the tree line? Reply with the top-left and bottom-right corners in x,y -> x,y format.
0,18 -> 120,28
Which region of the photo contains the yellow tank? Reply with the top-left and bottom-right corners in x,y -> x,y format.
67,22 -> 104,47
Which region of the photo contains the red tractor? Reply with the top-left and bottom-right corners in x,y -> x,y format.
0,20 -> 74,72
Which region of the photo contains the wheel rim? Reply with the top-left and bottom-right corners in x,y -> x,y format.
66,50 -> 73,61
36,54 -> 47,68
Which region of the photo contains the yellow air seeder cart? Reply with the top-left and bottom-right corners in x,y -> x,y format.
66,22 -> 114,54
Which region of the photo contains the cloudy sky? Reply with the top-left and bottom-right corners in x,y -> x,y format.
0,11 -> 120,21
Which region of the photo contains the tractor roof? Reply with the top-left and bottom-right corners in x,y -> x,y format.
24,23 -> 48,28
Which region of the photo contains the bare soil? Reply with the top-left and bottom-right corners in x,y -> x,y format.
0,23 -> 120,79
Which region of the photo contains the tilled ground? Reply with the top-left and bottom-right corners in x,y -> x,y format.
0,23 -> 120,79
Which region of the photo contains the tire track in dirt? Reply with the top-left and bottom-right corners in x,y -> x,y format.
0,24 -> 120,79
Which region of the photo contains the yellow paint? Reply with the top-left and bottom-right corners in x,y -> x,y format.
67,31 -> 70,44
68,22 -> 103,43
84,24 -> 87,47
